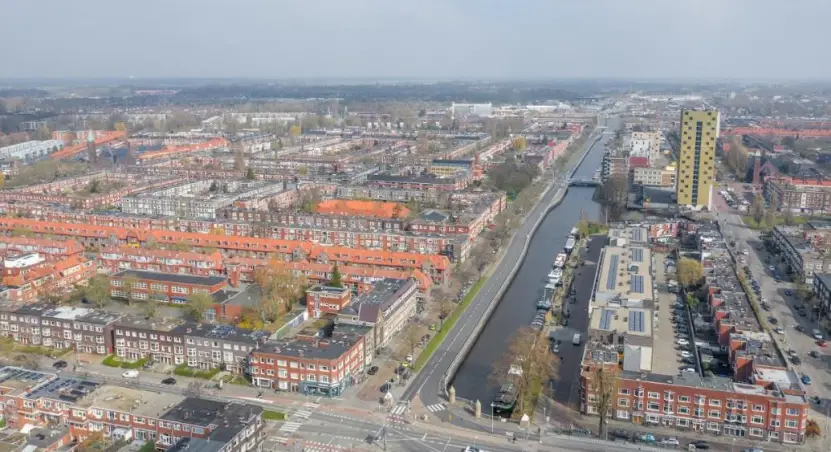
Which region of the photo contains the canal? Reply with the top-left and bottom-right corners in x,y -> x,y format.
450,118 -> 618,407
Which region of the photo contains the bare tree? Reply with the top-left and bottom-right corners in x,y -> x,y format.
122,275 -> 139,306
404,326 -> 422,369
490,327 -> 559,416
186,292 -> 215,322
587,366 -> 619,439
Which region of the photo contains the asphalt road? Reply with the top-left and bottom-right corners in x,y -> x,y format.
291,411 -> 670,452
714,185 -> 831,426
551,235 -> 607,409
401,120 -> 613,410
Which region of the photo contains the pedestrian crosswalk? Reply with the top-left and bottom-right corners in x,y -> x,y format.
301,441 -> 347,452
390,403 -> 408,415
278,421 -> 302,433
425,402 -> 446,413
278,401 -> 320,434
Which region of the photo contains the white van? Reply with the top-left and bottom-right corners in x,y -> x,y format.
572,333 -> 582,345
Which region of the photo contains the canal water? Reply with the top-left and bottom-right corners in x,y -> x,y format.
451,119 -> 616,404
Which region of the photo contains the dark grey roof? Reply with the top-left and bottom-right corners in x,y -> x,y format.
26,376 -> 101,402
348,278 -> 415,323
162,398 -> 262,442
368,174 -> 457,184
27,427 -> 69,448
212,284 -> 262,308
431,159 -> 472,165
419,210 -> 450,222
173,323 -> 269,345
258,324 -> 371,361
167,438 -> 224,452
113,270 -> 228,287
816,273 -> 831,290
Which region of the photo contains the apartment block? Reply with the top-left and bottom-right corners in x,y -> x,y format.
770,224 -> 831,285
0,218 -> 452,282
2,254 -> 97,302
366,173 -> 471,191
676,109 -> 719,209
0,367 -> 264,451
99,247 -> 223,276
179,323 -> 269,374
0,236 -> 84,261
633,166 -> 676,187
109,270 -> 230,305
581,223 -> 808,444
113,316 -> 187,364
305,285 -> 352,318
337,278 -> 418,354
250,323 -> 369,396
120,179 -> 285,220
812,273 -> 831,319
0,304 -> 120,354
765,176 -> 831,214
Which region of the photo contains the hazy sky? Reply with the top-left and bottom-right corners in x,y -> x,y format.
2,0 -> 830,80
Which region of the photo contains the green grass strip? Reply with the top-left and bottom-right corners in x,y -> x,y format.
413,277 -> 487,371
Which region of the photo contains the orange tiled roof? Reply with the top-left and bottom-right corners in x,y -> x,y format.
0,236 -> 83,254
721,127 -> 831,138
315,200 -> 410,219
225,256 -> 432,291
100,246 -> 223,264
51,131 -> 126,160
0,218 -> 450,271
138,138 -> 229,162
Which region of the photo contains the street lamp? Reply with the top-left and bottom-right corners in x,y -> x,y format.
490,403 -> 495,434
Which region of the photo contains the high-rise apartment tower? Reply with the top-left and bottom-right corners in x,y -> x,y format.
676,109 -> 720,209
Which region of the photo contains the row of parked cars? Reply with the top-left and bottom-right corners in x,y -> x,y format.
609,429 -> 711,448
673,299 -> 697,373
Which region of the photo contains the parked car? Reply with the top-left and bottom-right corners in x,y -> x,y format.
122,370 -> 139,379
52,360 -> 68,369
785,289 -> 793,296
380,382 -> 392,393
791,356 -> 801,365
802,375 -> 812,385
767,317 -> 778,325
637,433 -> 656,443
367,366 -> 379,375
676,339 -> 689,346
610,429 -> 631,440
161,377 -> 176,385
660,437 -> 680,447
690,440 -> 710,449
809,351 -> 820,359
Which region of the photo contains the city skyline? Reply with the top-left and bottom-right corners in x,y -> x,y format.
3,0 -> 831,80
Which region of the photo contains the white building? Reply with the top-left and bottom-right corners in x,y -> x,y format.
0,140 -> 64,161
451,102 -> 493,118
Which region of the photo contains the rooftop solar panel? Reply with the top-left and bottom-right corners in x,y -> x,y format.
632,228 -> 646,242
632,248 -> 644,262
599,309 -> 614,330
628,310 -> 645,333
631,275 -> 645,294
606,255 -> 619,290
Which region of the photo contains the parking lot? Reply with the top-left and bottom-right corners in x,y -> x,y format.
653,252 -> 697,376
